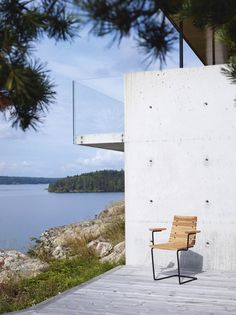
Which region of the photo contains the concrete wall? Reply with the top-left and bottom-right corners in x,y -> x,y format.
124,65 -> 236,271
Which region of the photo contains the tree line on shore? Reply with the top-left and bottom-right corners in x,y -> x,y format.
48,170 -> 124,193
0,176 -> 58,185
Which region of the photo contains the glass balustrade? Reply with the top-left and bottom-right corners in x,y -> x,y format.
73,77 -> 124,142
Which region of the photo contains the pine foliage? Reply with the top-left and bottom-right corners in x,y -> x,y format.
76,0 -> 236,80
76,0 -> 182,67
0,0 -> 79,130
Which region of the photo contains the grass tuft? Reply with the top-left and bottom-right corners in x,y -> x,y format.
0,256 -> 117,314
62,234 -> 95,258
100,216 -> 125,246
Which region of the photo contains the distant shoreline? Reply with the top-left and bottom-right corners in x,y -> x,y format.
0,176 -> 59,185
49,190 -> 124,193
0,183 -> 51,185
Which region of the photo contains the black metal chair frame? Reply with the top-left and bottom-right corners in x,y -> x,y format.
150,230 -> 198,285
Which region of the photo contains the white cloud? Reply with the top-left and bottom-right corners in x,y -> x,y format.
0,162 -> 17,174
0,161 -> 32,176
22,161 -> 31,168
77,150 -> 123,167
61,149 -> 124,175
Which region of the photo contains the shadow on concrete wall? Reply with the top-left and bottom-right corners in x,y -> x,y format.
179,250 -> 203,273
159,250 -> 203,276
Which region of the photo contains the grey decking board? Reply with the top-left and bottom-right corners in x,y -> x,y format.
7,266 -> 236,315
82,282 -> 236,298
71,291 -> 236,309
78,289 -> 236,304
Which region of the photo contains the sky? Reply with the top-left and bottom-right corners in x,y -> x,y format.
0,24 -> 202,178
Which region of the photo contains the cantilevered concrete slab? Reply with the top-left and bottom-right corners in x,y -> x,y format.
75,132 -> 124,152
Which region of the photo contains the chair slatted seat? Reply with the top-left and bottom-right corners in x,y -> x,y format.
149,215 -> 200,285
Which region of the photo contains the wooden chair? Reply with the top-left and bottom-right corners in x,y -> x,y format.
149,215 -> 200,285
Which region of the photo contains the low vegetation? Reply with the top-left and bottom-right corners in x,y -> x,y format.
100,214 -> 125,246
0,256 -> 117,314
62,234 -> 95,258
0,201 -> 125,314
48,170 -> 124,193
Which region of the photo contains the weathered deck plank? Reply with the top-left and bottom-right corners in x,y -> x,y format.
8,266 -> 236,315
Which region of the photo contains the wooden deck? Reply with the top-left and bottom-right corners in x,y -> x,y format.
10,265 -> 236,315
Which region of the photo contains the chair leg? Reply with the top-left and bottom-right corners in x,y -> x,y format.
151,248 -> 179,281
176,249 -> 197,285
151,248 -> 198,284
151,248 -> 156,280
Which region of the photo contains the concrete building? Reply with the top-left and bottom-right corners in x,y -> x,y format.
74,20 -> 236,272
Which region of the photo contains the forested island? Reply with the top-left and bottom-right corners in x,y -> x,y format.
48,170 -> 124,193
0,176 -> 58,185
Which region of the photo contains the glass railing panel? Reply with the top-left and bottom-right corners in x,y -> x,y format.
73,77 -> 124,139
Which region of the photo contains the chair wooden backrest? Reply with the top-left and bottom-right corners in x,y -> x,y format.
169,215 -> 197,247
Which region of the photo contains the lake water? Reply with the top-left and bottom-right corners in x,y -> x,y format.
0,184 -> 124,252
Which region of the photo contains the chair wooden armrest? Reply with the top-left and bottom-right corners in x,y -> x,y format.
184,230 -> 201,234
149,228 -> 167,232
149,228 -> 166,245
184,230 -> 201,250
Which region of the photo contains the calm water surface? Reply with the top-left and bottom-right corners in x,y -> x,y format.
0,184 -> 124,252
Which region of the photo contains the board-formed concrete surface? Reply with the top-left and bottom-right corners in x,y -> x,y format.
124,65 -> 236,270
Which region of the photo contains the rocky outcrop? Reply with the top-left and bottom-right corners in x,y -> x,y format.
101,241 -> 125,263
0,202 -> 125,284
87,240 -> 113,258
34,201 -> 125,262
0,250 -> 48,284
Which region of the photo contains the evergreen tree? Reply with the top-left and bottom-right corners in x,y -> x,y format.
48,169 -> 124,192
75,0 -> 236,80
0,0 -> 79,130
